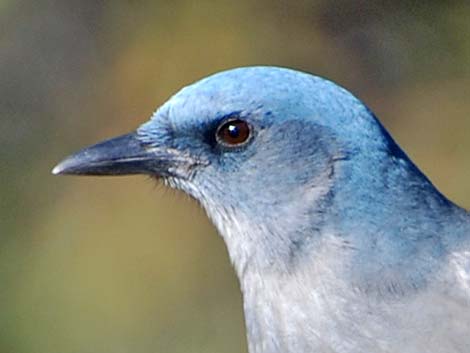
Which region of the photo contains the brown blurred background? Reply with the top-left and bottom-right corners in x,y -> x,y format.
2,1 -> 470,352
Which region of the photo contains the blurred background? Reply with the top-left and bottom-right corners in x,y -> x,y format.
2,1 -> 470,352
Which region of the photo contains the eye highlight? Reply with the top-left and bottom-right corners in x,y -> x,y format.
216,118 -> 251,147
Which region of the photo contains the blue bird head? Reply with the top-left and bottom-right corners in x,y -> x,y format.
53,67 -> 470,353
53,66 -> 450,274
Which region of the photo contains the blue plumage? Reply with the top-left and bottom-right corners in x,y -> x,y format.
54,67 -> 470,353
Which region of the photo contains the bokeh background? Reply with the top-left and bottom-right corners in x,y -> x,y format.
2,1 -> 470,352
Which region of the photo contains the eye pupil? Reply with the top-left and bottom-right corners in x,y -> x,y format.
216,118 -> 251,146
227,125 -> 239,137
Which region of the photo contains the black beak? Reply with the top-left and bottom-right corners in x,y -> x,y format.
52,133 -> 167,176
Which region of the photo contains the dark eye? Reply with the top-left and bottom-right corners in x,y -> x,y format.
216,118 -> 251,147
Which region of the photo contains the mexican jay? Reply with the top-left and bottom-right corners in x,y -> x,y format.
53,67 -> 470,353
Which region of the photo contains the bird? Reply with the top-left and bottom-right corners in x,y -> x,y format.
53,66 -> 470,353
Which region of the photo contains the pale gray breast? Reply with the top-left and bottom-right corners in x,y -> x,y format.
240,247 -> 470,353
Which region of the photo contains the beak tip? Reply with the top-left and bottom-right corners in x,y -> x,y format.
52,164 -> 63,175
52,158 -> 73,175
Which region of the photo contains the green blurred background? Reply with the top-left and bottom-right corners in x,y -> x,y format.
2,1 -> 470,352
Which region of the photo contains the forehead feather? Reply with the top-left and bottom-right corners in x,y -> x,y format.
141,66 -> 383,148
